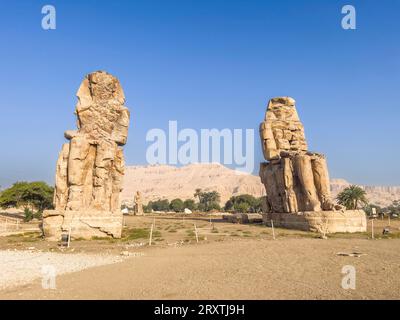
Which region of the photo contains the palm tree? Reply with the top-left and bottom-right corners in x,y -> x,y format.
337,185 -> 368,210
194,188 -> 202,203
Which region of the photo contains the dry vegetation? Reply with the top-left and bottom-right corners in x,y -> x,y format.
1,214 -> 399,253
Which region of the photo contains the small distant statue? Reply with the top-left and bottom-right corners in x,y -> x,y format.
133,191 -> 144,216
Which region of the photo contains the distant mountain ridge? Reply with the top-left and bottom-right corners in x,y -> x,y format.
330,179 -> 400,207
121,163 -> 266,206
121,163 -> 399,207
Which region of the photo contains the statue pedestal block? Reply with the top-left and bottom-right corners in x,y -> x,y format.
43,210 -> 123,241
262,210 -> 367,233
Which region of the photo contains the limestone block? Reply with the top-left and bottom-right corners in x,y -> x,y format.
264,210 -> 367,233
223,213 -> 263,224
241,213 -> 263,224
43,210 -> 123,240
260,97 -> 307,160
259,122 -> 278,160
222,213 -> 242,223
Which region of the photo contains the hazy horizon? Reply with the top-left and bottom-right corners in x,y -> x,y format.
1,162 -> 399,189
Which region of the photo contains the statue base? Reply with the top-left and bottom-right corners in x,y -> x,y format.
42,210 -> 123,241
262,210 -> 367,233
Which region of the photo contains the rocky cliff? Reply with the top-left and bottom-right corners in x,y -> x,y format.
122,163 -> 399,207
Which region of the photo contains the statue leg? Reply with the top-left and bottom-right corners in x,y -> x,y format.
66,136 -> 95,211
54,143 -> 70,210
311,154 -> 335,210
110,147 -> 124,212
293,154 -> 321,212
93,140 -> 115,211
282,157 -> 298,213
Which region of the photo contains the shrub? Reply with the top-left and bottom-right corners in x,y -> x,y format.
235,202 -> 250,213
143,202 -> 153,213
170,199 -> 184,212
194,189 -> 221,212
150,199 -> 170,212
363,204 -> 382,216
23,208 -> 34,222
183,199 -> 196,211
224,194 -> 262,213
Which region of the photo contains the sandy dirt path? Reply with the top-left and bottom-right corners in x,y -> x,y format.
0,250 -> 125,290
1,238 -> 399,300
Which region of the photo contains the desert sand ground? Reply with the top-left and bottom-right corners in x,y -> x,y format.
0,215 -> 399,300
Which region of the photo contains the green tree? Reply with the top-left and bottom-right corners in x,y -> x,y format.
196,190 -> 221,212
194,188 -> 202,203
151,199 -> 170,211
235,202 -> 250,213
385,200 -> 400,217
208,201 -> 221,211
183,199 -> 196,211
336,185 -> 368,210
143,201 -> 153,213
170,198 -> 184,212
224,194 -> 262,213
363,204 -> 382,217
224,197 -> 235,211
0,181 -> 54,212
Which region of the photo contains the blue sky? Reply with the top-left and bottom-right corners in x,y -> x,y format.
0,0 -> 399,188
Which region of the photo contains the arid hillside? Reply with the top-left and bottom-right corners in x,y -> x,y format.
122,163 -> 266,206
122,163 -> 400,207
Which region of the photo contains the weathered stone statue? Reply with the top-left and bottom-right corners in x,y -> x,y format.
259,97 -> 340,213
133,191 -> 144,216
259,97 -> 366,233
43,71 -> 130,240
